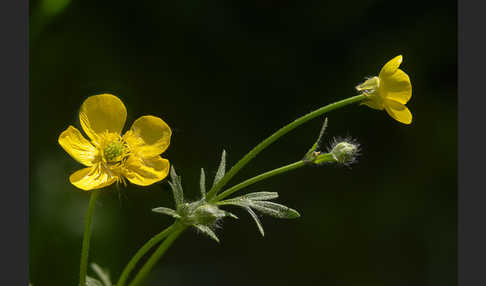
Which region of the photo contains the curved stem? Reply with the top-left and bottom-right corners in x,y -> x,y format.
117,223 -> 177,286
213,153 -> 335,202
128,224 -> 188,286
215,161 -> 305,202
79,190 -> 101,286
205,94 -> 366,200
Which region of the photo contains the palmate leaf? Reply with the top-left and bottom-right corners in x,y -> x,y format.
248,201 -> 300,219
309,117 -> 328,153
200,168 -> 207,198
218,194 -> 300,219
151,207 -> 181,218
237,192 -> 279,201
217,191 -> 300,236
168,166 -> 184,209
244,206 -> 265,236
85,276 -> 103,286
90,263 -> 112,286
212,150 -> 226,187
194,224 -> 220,243
222,210 -> 239,220
304,117 -> 328,162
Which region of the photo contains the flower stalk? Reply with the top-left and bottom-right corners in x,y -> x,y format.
205,94 -> 366,200
116,223 -> 177,286
79,190 -> 100,286
212,154 -> 335,203
128,224 -> 188,286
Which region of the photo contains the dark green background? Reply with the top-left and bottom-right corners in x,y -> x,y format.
30,0 -> 457,285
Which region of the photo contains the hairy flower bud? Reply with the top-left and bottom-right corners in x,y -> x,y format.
328,138 -> 360,166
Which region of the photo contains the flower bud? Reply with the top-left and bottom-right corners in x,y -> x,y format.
329,138 -> 360,165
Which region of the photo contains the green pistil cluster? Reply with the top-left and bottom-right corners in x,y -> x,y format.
104,140 -> 125,162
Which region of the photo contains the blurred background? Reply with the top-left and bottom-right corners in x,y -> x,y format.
29,0 -> 457,285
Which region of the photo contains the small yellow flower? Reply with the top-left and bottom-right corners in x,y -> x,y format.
356,55 -> 413,124
58,94 -> 172,191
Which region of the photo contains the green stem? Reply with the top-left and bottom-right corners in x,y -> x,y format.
213,153 -> 335,202
128,224 -> 187,286
121,156 -> 335,285
79,190 -> 101,286
206,94 -> 366,200
117,223 -> 177,286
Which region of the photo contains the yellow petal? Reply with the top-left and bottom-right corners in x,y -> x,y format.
69,164 -> 117,191
379,55 -> 403,78
58,126 -> 98,166
361,95 -> 384,110
79,94 -> 127,141
123,115 -> 172,157
384,99 -> 412,124
122,156 -> 170,186
381,69 -> 412,104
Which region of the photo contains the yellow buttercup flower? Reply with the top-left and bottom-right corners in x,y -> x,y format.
356,55 -> 413,124
58,94 -> 172,191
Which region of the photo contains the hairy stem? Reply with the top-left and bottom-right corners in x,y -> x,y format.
117,223 -> 177,286
205,94 -> 366,199
79,190 -> 100,286
213,153 -> 335,202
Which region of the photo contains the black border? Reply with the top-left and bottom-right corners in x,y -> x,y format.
0,0 -> 29,284
458,0 -> 486,285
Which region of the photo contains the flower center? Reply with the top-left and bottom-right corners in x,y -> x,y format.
103,140 -> 126,162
